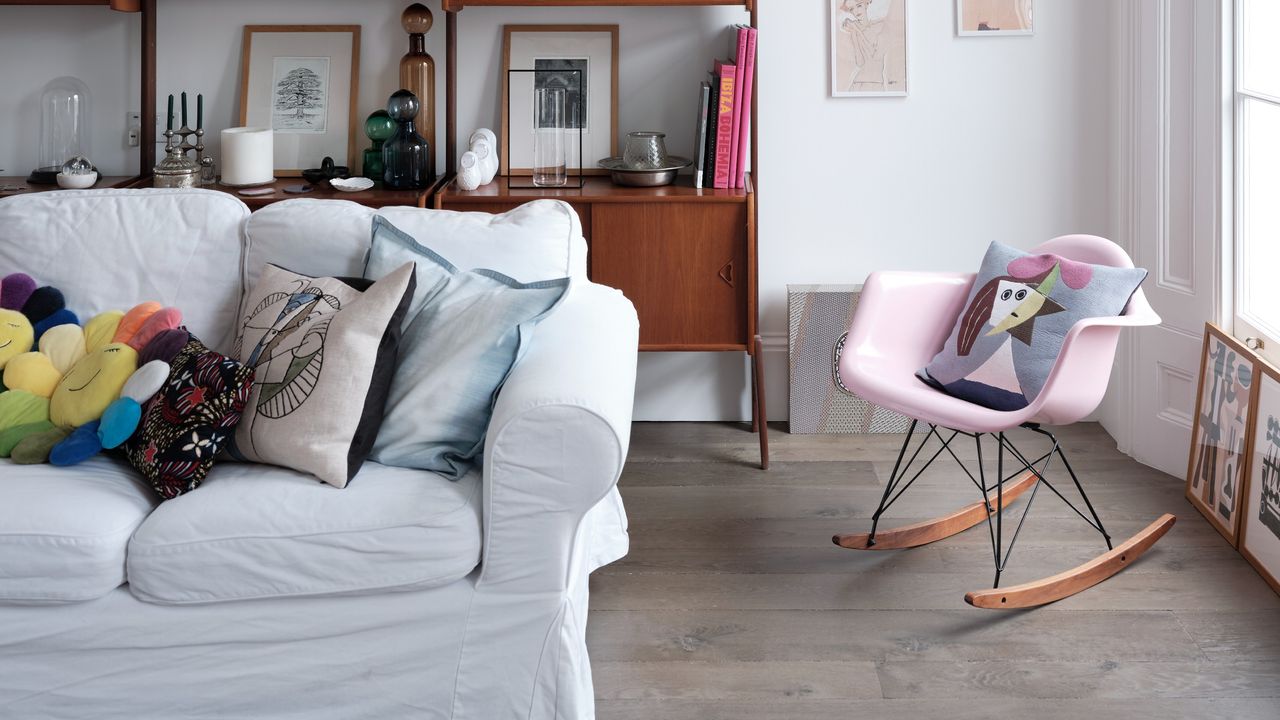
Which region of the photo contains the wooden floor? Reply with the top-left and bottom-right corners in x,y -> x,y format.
588,422 -> 1280,719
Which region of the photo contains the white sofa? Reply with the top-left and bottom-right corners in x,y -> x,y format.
0,189 -> 637,720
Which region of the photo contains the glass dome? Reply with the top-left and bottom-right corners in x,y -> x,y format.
31,76 -> 92,183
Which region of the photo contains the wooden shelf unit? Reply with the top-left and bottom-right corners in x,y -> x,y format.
441,0 -> 766,467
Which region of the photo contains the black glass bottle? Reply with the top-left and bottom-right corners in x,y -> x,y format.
383,90 -> 431,190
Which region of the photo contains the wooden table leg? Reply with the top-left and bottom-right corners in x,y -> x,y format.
753,334 -> 769,470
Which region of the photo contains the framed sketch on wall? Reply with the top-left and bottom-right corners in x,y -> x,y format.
1186,324 -> 1258,546
240,25 -> 360,175
830,0 -> 908,98
502,25 -> 618,176
956,0 -> 1034,36
1242,359 -> 1280,594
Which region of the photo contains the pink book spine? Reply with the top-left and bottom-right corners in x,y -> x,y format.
735,27 -> 757,189
727,27 -> 749,187
713,61 -> 736,190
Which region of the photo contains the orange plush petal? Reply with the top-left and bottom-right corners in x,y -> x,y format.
112,302 -> 163,345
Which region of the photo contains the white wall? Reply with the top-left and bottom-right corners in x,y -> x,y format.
0,5 -> 140,177
0,0 -> 1115,424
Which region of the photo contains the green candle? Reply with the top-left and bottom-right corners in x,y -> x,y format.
181,91 -> 188,128
196,93 -> 203,130
167,94 -> 173,131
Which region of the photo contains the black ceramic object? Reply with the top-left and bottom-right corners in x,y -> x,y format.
383,90 -> 431,190
301,156 -> 350,187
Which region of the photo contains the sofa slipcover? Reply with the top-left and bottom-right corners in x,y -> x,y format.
0,457 -> 155,604
0,189 -> 249,351
127,462 -> 482,604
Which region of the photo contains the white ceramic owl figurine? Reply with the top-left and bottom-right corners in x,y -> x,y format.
456,151 -> 483,191
469,128 -> 499,184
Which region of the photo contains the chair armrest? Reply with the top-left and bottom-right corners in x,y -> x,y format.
478,281 -> 639,592
1027,288 -> 1161,425
846,271 -> 976,368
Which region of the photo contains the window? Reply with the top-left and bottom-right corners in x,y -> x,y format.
1236,0 -> 1280,363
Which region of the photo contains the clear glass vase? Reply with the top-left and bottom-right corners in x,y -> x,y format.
532,87 -> 567,188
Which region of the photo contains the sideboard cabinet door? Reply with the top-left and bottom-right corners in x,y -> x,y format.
590,203 -> 748,349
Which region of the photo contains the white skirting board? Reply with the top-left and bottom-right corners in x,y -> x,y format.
632,336 -> 790,422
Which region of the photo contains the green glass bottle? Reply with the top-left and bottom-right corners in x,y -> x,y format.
362,110 -> 396,182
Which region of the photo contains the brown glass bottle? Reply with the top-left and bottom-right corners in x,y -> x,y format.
400,3 -> 436,182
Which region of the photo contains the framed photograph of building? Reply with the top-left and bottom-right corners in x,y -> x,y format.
830,0 -> 908,98
956,0 -> 1034,36
1242,358 -> 1280,594
502,25 -> 618,176
239,25 -> 360,176
1186,324 -> 1259,546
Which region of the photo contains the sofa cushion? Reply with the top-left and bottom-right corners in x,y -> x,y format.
228,263 -> 416,487
0,189 -> 249,353
126,461 -> 482,604
242,198 -> 586,291
0,456 -> 156,604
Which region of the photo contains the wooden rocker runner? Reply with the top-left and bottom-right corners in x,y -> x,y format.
830,235 -> 1172,608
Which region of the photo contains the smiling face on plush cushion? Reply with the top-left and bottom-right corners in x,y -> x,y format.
50,342 -> 140,428
0,309 -> 34,368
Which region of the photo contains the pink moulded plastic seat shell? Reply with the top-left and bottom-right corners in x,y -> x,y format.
837,234 -> 1161,435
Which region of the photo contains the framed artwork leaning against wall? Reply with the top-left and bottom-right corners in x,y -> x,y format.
240,25 -> 361,176
1186,323 -> 1258,546
1242,358 -> 1280,594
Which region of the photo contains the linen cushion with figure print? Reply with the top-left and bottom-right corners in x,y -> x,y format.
918,241 -> 1147,412
229,262 -> 415,488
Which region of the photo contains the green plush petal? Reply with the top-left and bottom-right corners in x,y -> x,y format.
0,390 -> 49,433
12,426 -> 71,464
0,420 -> 55,457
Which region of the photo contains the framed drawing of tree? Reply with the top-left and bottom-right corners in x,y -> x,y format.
240,26 -> 361,176
1186,323 -> 1259,546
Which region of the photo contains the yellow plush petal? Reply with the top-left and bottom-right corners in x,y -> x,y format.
50,343 -> 139,428
38,324 -> 87,374
0,308 -> 35,369
84,311 -> 124,354
2,352 -> 62,398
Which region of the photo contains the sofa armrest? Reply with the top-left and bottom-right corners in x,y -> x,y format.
478,281 -> 638,592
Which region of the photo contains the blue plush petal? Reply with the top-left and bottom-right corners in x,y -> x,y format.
50,420 -> 104,466
99,398 -> 143,449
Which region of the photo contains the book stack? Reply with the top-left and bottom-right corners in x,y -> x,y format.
694,24 -> 757,190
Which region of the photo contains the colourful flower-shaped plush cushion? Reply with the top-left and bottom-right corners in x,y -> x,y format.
123,335 -> 254,499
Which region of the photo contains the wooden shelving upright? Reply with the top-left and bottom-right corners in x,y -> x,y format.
435,0 -> 767,468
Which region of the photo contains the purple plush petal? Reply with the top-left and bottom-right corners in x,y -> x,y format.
1,273 -> 36,311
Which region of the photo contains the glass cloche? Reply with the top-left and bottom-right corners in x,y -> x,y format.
29,76 -> 92,185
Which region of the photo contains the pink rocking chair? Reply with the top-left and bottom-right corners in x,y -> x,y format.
834,235 -> 1175,608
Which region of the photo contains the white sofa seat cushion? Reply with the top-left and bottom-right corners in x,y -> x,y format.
126,462 -> 482,605
0,457 -> 156,604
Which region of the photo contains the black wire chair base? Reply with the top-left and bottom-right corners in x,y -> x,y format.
843,420 -> 1113,590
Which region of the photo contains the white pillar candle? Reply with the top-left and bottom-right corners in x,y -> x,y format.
220,127 -> 273,186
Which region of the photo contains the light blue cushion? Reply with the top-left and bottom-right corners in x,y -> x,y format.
365,216 -> 569,477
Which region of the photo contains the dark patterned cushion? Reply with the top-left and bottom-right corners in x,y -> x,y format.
123,336 -> 254,499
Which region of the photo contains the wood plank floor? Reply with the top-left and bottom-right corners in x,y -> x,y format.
588,422 -> 1280,719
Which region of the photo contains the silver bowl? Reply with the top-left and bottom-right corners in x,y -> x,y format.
598,156 -> 693,187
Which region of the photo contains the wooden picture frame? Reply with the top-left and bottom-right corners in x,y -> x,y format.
239,25 -> 361,176
956,0 -> 1035,36
1241,356 -> 1280,595
501,24 -> 618,176
1186,323 -> 1259,546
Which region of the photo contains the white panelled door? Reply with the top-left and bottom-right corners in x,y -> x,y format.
1113,0 -> 1229,477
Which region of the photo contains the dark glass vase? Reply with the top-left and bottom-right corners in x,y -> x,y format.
383,90 -> 431,190
363,110 -> 396,181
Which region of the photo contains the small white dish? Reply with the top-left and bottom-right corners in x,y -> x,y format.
56,171 -> 98,189
330,177 -> 375,193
